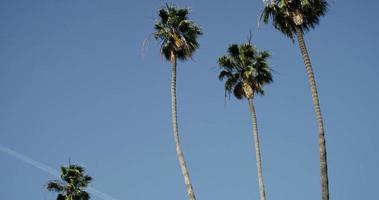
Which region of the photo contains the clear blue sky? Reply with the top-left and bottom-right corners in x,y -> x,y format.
1,0 -> 378,200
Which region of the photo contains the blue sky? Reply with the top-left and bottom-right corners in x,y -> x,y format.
1,0 -> 378,200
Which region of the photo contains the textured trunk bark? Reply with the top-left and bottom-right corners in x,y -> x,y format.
248,98 -> 266,200
170,52 -> 196,200
296,27 -> 329,200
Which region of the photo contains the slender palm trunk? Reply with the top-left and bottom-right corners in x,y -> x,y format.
170,52 -> 196,200
296,27 -> 329,200
248,98 -> 266,200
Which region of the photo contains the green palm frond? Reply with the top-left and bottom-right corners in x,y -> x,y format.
218,56 -> 237,71
224,73 -> 239,95
153,4 -> 202,61
218,70 -> 233,81
73,191 -> 90,200
46,181 -> 65,192
57,194 -> 65,200
233,82 -> 245,100
227,44 -> 241,59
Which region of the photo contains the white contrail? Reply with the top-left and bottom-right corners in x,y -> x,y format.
0,144 -> 120,200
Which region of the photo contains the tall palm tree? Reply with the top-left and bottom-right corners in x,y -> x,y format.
46,165 -> 92,200
153,4 -> 202,200
218,42 -> 273,200
261,0 -> 330,199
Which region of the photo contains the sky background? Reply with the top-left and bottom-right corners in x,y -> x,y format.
1,0 -> 379,200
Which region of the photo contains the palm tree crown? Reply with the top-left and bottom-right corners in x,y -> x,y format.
154,4 -> 202,61
218,43 -> 273,100
46,165 -> 92,200
261,0 -> 328,39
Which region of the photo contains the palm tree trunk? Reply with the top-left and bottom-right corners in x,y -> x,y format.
248,98 -> 266,200
296,27 -> 329,200
170,52 -> 196,200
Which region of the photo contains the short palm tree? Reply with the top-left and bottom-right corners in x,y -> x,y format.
153,4 -> 202,200
218,42 -> 273,200
261,0 -> 330,199
46,165 -> 92,200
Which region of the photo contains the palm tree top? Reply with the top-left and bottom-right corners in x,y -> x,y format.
153,4 -> 202,61
46,164 -> 92,200
261,0 -> 328,39
218,42 -> 273,100
59,165 -> 92,188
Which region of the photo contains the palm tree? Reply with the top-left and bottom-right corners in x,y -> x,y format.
46,165 -> 92,200
218,41 -> 273,200
153,4 -> 202,200
261,0 -> 330,199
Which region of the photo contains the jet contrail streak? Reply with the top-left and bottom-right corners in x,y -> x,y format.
0,144 -> 120,200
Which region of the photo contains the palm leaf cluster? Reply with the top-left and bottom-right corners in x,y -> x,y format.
154,4 -> 202,61
47,165 -> 92,200
218,43 -> 273,100
261,0 -> 328,39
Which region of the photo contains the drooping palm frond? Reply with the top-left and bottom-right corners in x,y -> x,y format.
233,82 -> 245,100
57,194 -> 65,200
217,42 -> 273,100
218,70 -> 233,81
46,181 -> 65,192
261,0 -> 328,40
254,51 -> 273,95
73,190 -> 90,200
153,4 -> 202,61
